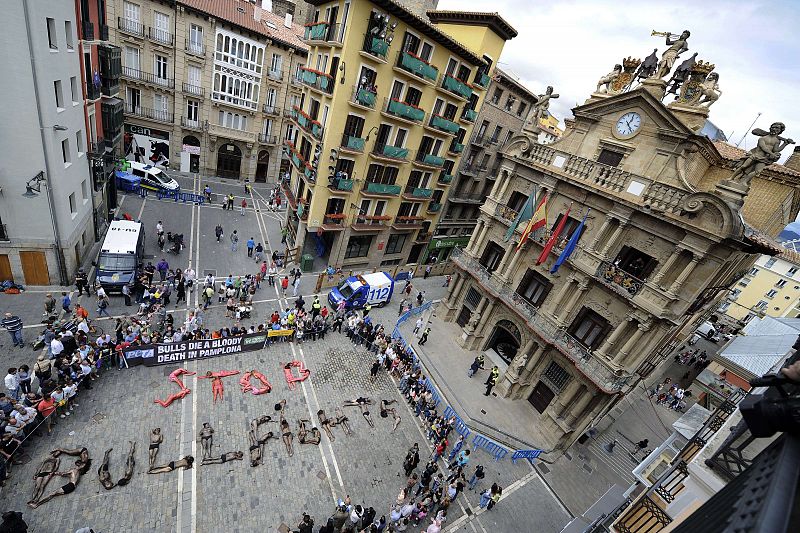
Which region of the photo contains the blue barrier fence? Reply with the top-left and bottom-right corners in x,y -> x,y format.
121,185 -> 205,205
392,302 -> 544,463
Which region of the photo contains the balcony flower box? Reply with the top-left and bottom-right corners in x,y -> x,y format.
368,37 -> 389,59
325,213 -> 346,219
430,114 -> 459,134
421,154 -> 445,168
355,87 -> 376,107
442,74 -> 473,99
387,99 -> 425,122
399,51 -> 438,82
364,215 -> 392,221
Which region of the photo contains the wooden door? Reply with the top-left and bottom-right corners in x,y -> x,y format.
528,381 -> 555,414
20,251 -> 50,285
0,255 -> 12,281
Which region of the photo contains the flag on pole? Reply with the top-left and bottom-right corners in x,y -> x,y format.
535,203 -> 572,265
503,185 -> 538,242
550,209 -> 590,273
516,192 -> 549,251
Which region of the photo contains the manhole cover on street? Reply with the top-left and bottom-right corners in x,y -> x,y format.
317,471 -> 327,480
91,413 -> 107,423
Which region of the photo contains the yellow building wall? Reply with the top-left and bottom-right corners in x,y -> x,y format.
429,22 -> 506,65
299,0 -> 503,230
725,257 -> 800,320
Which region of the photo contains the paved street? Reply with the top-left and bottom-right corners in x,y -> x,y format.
0,175 -> 571,532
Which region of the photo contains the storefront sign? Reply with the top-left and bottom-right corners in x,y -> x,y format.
182,144 -> 201,155
428,237 -> 471,250
124,332 -> 269,366
124,124 -> 171,167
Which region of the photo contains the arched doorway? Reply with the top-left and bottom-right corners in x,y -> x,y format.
182,135 -> 201,173
255,150 -> 270,182
485,319 -> 521,364
216,143 -> 242,179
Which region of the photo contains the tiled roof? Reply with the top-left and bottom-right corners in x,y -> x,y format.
743,224 -> 785,255
713,140 -> 800,179
180,0 -> 308,53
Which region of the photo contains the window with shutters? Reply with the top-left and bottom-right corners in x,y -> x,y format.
516,270 -> 552,307
541,362 -> 571,393
465,287 -> 482,309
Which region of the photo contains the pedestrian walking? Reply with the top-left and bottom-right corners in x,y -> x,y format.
292,276 -> 300,297
121,283 -> 132,306
176,277 -> 186,306
424,265 -> 432,279
280,226 -> 288,244
241,198 -> 247,216
215,224 -> 223,242
43,292 -> 57,318
246,237 -> 255,257
281,276 -> 289,296
230,230 -> 239,252
75,268 -> 91,296
1,313 -> 24,348
443,275 -> 451,288
416,291 -> 426,307
275,194 -> 282,210
484,366 -> 499,396
268,262 -> 276,286
413,317 -> 423,335
96,294 -> 111,317
487,485 -> 502,510
467,465 -> 485,491
156,258 -> 169,281
61,291 -> 72,313
254,242 -> 264,262
419,327 -> 431,345
156,220 -> 164,237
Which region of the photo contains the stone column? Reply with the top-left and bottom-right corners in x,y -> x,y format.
551,277 -> 576,321
494,242 -> 517,278
555,381 -> 581,417
559,384 -> 588,418
497,170 -> 514,200
595,318 -> 631,359
566,389 -> 596,426
488,170 -> 506,200
442,272 -> 464,310
465,220 -> 485,254
669,255 -> 700,295
590,217 -> 613,252
556,280 -> 589,327
599,221 -> 627,260
497,338 -> 536,397
650,246 -> 682,286
614,321 -> 648,364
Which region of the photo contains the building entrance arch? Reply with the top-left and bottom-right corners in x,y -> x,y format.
255,150 -> 270,182
484,319 -> 521,364
216,143 -> 242,179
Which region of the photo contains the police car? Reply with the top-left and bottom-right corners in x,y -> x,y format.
128,161 -> 180,192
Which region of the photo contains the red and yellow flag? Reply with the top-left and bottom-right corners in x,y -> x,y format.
516,193 -> 548,251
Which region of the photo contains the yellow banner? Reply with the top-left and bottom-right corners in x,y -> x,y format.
268,329 -> 295,337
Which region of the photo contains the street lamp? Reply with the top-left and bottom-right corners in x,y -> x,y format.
21,171 -> 68,285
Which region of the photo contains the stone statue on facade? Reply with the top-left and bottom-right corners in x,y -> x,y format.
465,311 -> 481,333
596,64 -> 622,94
650,30 -> 691,79
697,72 -> 721,107
665,52 -> 697,96
635,49 -> 659,84
524,86 -> 560,132
728,123 -> 794,187
675,61 -> 717,107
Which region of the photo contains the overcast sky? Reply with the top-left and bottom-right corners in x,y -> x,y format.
438,0 -> 799,154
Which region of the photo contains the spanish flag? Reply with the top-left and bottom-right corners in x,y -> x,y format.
516,193 -> 549,251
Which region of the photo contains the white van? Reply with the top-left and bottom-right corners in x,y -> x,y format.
128,161 -> 180,192
95,220 -> 145,292
695,321 -> 719,342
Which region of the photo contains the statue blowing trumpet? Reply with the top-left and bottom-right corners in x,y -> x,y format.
651,30 -> 680,39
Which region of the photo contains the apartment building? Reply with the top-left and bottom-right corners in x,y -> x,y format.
107,0 -> 308,182
432,67 -> 537,261
284,2 -> 516,269
441,80 -> 790,450
0,1 -> 98,284
75,0 -> 125,240
719,251 -> 800,322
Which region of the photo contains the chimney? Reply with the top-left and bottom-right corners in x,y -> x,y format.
284,12 -> 292,28
261,0 -> 273,11
785,146 -> 800,173
254,6 -> 262,22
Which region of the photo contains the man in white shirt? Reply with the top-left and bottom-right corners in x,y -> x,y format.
96,285 -> 107,299
185,267 -> 196,291
50,336 -> 64,359
76,318 -> 90,336
4,369 -> 19,401
414,317 -> 423,335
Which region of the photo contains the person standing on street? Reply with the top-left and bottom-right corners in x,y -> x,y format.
4,368 -> 19,400
292,276 -> 300,297
96,294 -> 111,317
254,243 -> 264,263
241,198 -> 247,216
419,327 -> 431,345
43,293 -> 56,318
215,224 -> 223,243
281,276 -> 289,296
246,237 -> 255,258
75,268 -> 90,296
424,265 -> 432,279
156,258 -> 169,281
1,313 -> 24,348
227,194 -> 234,210
484,366 -> 499,396
413,317 -> 424,335
467,354 -> 484,377
467,465 -> 485,491
443,275 -> 451,288
281,226 -> 288,244
122,283 -> 132,306
268,262 -> 276,286
230,230 -> 239,252
61,292 -> 71,313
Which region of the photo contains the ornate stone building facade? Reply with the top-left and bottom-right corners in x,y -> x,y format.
441,85 -> 792,449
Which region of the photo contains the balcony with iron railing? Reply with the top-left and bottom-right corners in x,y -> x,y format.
361,181 -> 402,197
267,69 -> 283,82
415,153 -> 445,169
351,214 -> 392,231
415,231 -> 432,242
392,215 -> 426,229
328,175 -> 354,192
340,133 -> 366,153
473,70 -> 491,89
258,133 -> 277,145
100,24 -> 109,41
427,202 -> 442,213
181,116 -> 204,130
124,103 -> 174,123
395,50 -> 439,84
292,106 -> 324,141
122,66 -> 174,89
461,107 -> 477,123
85,79 -> 101,101
322,213 -> 347,230
450,247 -> 632,393
470,132 -> 489,146
403,186 -> 434,200
351,86 -> 378,109
384,98 -> 425,124
362,33 -> 390,61
493,203 -> 519,225
448,190 -> 484,204
148,27 -> 173,46
208,123 -> 257,143
371,142 -> 410,163
300,67 -> 334,95
440,74 -> 473,100
182,82 -> 204,97
89,138 -> 108,155
262,103 -> 278,116
438,172 -> 454,185
185,39 -> 205,56
82,21 -> 94,40
449,140 -> 465,154
428,113 -> 460,135
118,17 -> 144,37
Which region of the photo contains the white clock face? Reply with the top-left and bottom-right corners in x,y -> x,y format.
615,112 -> 642,136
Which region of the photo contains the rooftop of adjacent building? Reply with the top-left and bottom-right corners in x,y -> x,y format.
713,140 -> 800,179
493,65 -> 539,102
713,316 -> 800,378
181,0 -> 309,52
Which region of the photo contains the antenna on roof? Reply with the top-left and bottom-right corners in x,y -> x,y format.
735,112 -> 762,148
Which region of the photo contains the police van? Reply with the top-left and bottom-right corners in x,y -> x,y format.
328,272 -> 395,310
94,220 -> 145,292
128,161 -> 180,192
